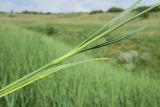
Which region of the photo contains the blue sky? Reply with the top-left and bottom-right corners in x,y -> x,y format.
0,0 -> 159,12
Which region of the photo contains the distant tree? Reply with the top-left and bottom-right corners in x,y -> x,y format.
134,6 -> 150,12
0,11 -> 6,14
22,10 -> 30,14
39,12 -> 43,14
89,10 -> 104,14
152,7 -> 160,12
45,12 -> 52,15
134,6 -> 160,12
107,7 -> 124,12
21,10 -> 44,14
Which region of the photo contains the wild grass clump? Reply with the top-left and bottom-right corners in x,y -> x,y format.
45,24 -> 56,36
27,24 -> 57,36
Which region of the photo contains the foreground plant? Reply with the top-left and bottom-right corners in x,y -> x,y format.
0,0 -> 160,97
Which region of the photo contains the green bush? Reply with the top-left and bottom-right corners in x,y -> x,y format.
107,7 -> 124,12
134,6 -> 160,12
45,24 -> 56,36
89,10 -> 104,14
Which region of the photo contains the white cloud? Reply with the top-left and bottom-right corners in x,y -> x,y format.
33,0 -> 114,12
0,1 -> 15,11
32,0 -> 143,12
0,0 -> 159,12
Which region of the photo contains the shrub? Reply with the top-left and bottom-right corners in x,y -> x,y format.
21,10 -> 44,14
45,12 -> 52,15
107,7 -> 124,12
45,24 -> 56,36
89,10 -> 104,14
134,6 -> 150,11
134,6 -> 160,12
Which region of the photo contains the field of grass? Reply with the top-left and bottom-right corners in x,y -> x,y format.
0,12 -> 160,74
0,12 -> 160,107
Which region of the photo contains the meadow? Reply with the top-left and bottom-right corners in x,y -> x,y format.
0,11 -> 160,107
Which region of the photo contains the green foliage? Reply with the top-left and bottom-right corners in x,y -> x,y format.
45,24 -> 56,36
135,6 -> 150,12
0,25 -> 160,107
107,7 -> 124,12
0,1 -> 160,106
45,12 -> 52,15
89,10 -> 104,14
134,6 -> 160,12
27,24 -> 57,36
152,6 -> 160,12
1,1 -> 160,97
21,10 -> 44,14
0,11 -> 6,14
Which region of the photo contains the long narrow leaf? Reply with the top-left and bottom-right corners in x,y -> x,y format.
0,1 -> 159,98
0,58 -> 109,97
77,0 -> 142,47
77,2 -> 160,51
79,26 -> 150,52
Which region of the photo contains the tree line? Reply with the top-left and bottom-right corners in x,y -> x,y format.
90,6 -> 160,14
2,6 -> 160,16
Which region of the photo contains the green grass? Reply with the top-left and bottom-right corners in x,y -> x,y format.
0,24 -> 160,107
0,2 -> 160,106
14,12 -> 160,74
2,2 -> 159,97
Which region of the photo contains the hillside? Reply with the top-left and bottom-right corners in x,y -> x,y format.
0,25 -> 160,107
1,12 -> 160,74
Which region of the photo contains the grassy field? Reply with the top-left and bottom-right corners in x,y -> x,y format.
0,12 -> 160,107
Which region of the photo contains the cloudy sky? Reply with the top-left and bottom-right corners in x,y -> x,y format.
0,0 -> 159,12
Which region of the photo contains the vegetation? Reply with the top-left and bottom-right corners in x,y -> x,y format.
89,10 -> 104,14
0,22 -> 160,107
134,6 -> 160,12
21,10 -> 44,14
0,0 -> 160,107
134,6 -> 150,19
107,7 -> 124,12
9,10 -> 14,17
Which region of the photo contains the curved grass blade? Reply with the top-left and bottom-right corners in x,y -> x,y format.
0,58 -> 109,97
79,26 -> 150,52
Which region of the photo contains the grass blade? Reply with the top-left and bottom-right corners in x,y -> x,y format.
0,1 -> 159,97
77,2 -> 160,51
79,26 -> 150,52
0,58 -> 109,97
77,0 -> 142,47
